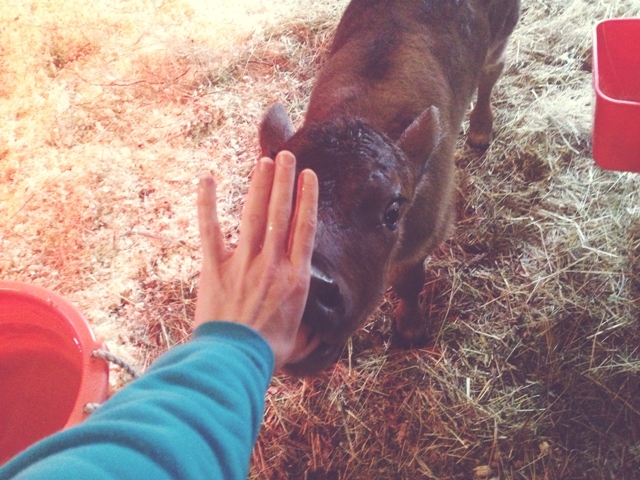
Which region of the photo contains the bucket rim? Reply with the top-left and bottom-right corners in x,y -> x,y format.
593,17 -> 640,106
0,280 -> 109,429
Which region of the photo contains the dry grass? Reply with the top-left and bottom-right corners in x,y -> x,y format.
2,0 -> 640,477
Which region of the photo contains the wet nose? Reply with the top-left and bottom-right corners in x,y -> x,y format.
308,265 -> 345,317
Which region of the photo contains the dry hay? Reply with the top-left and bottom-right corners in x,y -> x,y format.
1,0 -> 640,478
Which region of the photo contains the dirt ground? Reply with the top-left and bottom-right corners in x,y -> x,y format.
2,0 -> 640,478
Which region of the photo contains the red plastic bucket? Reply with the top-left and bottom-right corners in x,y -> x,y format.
0,281 -> 109,464
592,18 -> 640,173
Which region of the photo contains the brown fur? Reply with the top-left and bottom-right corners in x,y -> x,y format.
260,0 -> 520,375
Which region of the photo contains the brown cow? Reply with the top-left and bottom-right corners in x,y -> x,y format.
260,0 -> 520,375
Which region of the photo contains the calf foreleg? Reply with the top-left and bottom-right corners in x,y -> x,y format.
467,41 -> 509,149
391,260 -> 428,345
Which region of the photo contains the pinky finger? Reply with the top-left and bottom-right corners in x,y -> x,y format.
197,173 -> 226,265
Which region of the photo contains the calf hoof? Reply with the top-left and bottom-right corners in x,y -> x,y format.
466,131 -> 492,149
394,301 -> 427,346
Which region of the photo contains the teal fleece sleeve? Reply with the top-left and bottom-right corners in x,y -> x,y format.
0,321 -> 274,480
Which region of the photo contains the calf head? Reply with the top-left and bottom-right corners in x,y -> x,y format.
259,103 -> 440,375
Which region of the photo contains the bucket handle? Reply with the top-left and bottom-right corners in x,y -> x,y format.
83,350 -> 141,414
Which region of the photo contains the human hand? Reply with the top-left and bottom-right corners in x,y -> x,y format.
194,151 -> 318,370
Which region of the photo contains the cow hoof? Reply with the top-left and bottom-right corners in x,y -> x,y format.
466,131 -> 492,150
396,326 -> 428,346
394,302 -> 427,346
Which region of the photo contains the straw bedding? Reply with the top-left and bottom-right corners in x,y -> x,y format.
1,0 -> 639,477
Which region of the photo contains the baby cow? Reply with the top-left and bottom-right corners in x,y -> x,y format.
260,0 -> 520,375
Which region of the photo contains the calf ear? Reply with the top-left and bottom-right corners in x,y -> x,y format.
259,103 -> 295,159
397,106 -> 441,163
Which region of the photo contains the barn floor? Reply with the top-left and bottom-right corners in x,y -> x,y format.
1,0 -> 640,478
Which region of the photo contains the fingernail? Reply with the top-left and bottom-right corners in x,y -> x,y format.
199,172 -> 213,186
259,157 -> 274,172
277,151 -> 295,166
301,169 -> 317,189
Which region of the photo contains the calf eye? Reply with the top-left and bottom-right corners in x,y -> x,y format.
383,200 -> 401,231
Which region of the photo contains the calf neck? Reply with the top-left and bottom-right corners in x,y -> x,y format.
260,0 -> 520,375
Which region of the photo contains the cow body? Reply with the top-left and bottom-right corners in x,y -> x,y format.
260,0 -> 520,375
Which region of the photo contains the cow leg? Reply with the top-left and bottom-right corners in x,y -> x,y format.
467,41 -> 509,149
391,260 -> 427,345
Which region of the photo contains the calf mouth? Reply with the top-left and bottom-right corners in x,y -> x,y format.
288,322 -> 324,365
283,262 -> 370,375
284,338 -> 345,376
283,310 -> 350,376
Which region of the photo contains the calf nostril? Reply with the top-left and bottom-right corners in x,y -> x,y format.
315,279 -> 343,310
310,265 -> 344,312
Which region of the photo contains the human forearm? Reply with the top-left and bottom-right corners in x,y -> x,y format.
0,322 -> 273,480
